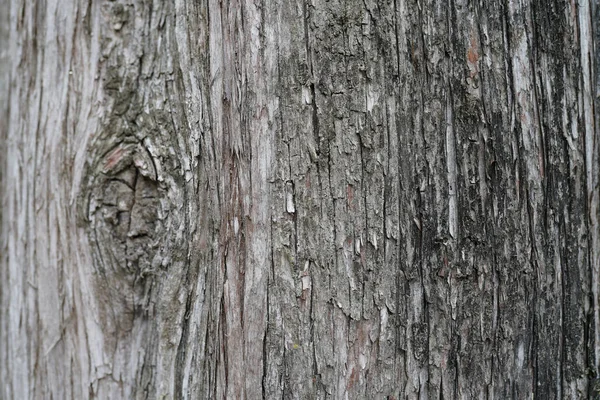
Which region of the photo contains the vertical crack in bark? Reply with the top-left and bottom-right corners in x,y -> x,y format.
445,85 -> 458,240
591,2 -> 600,394
416,0 -> 430,396
578,0 -> 600,379
303,0 -> 321,158
559,218 -> 567,398
174,266 -> 197,400
525,187 -> 539,398
262,271 -> 269,398
309,260 -> 321,393
391,0 -> 406,395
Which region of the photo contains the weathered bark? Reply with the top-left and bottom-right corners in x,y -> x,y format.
1,0 -> 599,398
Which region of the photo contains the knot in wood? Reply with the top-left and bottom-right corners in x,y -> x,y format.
84,139 -> 168,288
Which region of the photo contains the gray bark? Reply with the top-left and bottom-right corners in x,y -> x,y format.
1,0 -> 599,398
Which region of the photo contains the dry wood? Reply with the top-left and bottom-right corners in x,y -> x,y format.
1,0 -> 599,398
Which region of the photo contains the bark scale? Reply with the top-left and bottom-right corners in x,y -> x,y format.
1,0 -> 599,398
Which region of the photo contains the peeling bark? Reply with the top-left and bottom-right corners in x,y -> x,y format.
1,0 -> 599,399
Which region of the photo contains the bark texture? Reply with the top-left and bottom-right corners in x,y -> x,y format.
1,0 -> 600,398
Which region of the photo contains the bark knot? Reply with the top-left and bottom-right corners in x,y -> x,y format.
79,137 -> 172,322
89,140 -> 165,274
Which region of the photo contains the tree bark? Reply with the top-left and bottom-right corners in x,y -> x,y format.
1,0 -> 599,398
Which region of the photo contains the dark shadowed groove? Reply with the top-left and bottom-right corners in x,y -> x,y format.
261,272 -> 269,398
173,263 -> 198,399
560,218 -> 567,398
592,1 -> 600,395
390,1 -> 405,396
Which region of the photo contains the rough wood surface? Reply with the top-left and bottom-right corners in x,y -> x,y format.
1,0 -> 599,398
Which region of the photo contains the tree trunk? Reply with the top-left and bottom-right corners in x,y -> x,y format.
1,0 -> 599,398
